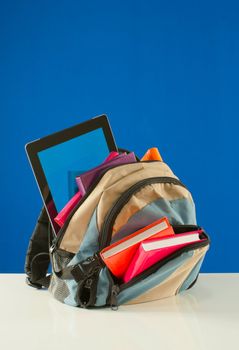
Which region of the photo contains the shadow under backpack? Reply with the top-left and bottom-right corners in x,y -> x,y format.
25,152 -> 210,310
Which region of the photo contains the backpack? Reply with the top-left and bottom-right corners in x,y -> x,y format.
25,149 -> 210,310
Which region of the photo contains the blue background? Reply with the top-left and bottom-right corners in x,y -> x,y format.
0,0 -> 238,273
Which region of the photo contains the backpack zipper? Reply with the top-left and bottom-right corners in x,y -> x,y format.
99,176 -> 187,250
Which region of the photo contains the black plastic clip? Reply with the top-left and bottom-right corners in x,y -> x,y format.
71,254 -> 103,282
110,285 -> 120,311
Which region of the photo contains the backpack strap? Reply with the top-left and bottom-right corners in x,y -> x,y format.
25,206 -> 53,289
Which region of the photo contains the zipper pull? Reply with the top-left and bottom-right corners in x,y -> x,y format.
50,243 -> 55,254
49,236 -> 57,254
110,285 -> 120,311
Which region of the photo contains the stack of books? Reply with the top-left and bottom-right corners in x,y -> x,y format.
100,217 -> 204,283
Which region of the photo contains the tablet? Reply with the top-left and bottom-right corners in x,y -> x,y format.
26,115 -> 118,235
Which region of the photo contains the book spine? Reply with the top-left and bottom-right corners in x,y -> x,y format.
75,177 -> 86,196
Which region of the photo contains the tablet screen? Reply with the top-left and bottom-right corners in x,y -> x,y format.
38,127 -> 110,213
26,115 -> 117,235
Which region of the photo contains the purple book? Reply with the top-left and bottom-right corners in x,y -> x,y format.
76,152 -> 136,196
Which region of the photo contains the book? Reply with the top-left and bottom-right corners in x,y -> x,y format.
100,217 -> 174,279
76,152 -> 136,196
54,191 -> 82,227
141,147 -> 163,161
123,230 -> 203,283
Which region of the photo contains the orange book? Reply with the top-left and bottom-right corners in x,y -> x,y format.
100,217 -> 174,279
141,147 -> 163,161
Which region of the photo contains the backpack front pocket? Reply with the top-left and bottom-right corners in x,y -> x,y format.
99,176 -> 190,249
105,227 -> 209,309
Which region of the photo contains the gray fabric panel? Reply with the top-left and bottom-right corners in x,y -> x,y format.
63,279 -> 79,306
69,209 -> 99,265
117,250 -> 193,305
179,256 -> 205,292
49,273 -> 70,303
95,268 -> 111,307
112,198 -> 196,243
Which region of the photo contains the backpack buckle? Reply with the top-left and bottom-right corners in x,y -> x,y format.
71,254 -> 103,282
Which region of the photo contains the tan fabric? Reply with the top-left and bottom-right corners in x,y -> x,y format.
96,163 -> 178,233
125,245 -> 208,305
60,161 -> 176,253
112,183 -> 193,235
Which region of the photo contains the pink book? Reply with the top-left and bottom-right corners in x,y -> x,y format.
54,191 -> 82,227
123,230 -> 203,283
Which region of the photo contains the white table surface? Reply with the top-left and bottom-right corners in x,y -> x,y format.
0,273 -> 238,350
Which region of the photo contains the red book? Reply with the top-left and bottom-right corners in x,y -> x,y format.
123,230 -> 204,283
100,217 -> 174,279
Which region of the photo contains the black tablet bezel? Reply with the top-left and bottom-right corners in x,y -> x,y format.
25,115 -> 118,235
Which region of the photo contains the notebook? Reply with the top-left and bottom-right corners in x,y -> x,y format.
76,152 -> 136,196
100,217 -> 174,279
123,230 -> 203,283
54,191 -> 82,227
